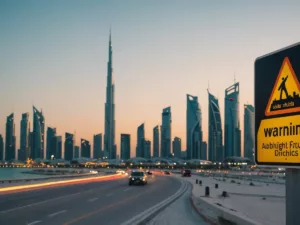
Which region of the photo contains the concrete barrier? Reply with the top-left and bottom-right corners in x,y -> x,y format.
190,186 -> 263,225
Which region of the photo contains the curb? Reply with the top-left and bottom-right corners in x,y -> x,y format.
189,186 -> 218,225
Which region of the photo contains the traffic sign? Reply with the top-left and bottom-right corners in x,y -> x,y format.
255,43 -> 300,166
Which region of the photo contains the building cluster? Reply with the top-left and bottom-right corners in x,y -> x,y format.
0,33 -> 255,163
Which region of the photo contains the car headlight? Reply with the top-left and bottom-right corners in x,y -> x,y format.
131,178 -> 135,180
142,177 -> 146,181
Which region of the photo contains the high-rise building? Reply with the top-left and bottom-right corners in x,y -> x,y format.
224,82 -> 241,157
104,31 -> 117,159
0,134 -> 3,160
201,141 -> 207,160
53,136 -> 62,159
20,113 -> 30,161
244,104 -> 255,161
153,125 -> 160,158
81,139 -> 91,158
32,106 -> 45,159
64,132 -> 74,160
46,127 -> 56,159
144,139 -> 151,159
74,146 -> 80,158
161,107 -> 172,158
93,133 -> 102,159
121,134 -> 130,160
172,137 -> 182,158
136,123 -> 145,157
5,113 -> 16,161
208,90 -> 223,161
186,95 -> 202,159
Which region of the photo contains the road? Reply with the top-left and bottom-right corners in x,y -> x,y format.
147,182 -> 208,225
0,174 -> 182,225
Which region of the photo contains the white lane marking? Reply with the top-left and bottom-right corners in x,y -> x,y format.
0,192 -> 80,214
88,197 -> 98,202
106,193 -> 114,197
48,209 -> 66,217
27,221 -> 42,225
124,188 -> 131,192
121,180 -> 186,225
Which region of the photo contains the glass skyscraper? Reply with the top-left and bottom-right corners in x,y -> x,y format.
64,132 -> 74,160
32,106 -> 45,159
121,134 -> 130,160
172,137 -> 182,158
208,91 -> 223,161
5,113 -> 16,161
144,139 -> 151,159
46,127 -> 56,159
186,95 -> 202,159
104,31 -> 116,159
136,123 -> 145,158
153,125 -> 160,158
224,82 -> 241,157
244,104 -> 255,161
81,139 -> 91,158
20,113 -> 30,161
0,134 -> 3,161
161,107 -> 172,158
93,133 -> 102,159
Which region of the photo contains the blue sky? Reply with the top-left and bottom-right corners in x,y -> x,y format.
1,0 -> 300,157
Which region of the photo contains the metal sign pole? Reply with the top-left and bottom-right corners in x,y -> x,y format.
286,168 -> 300,225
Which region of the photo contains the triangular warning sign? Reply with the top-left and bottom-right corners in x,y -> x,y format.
265,57 -> 300,116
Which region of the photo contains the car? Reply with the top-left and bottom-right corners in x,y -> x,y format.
182,169 -> 192,177
147,171 -> 153,175
129,171 -> 148,185
116,169 -> 125,174
164,171 -> 171,175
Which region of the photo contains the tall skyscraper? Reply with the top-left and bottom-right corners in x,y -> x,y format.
121,134 -> 130,160
81,139 -> 91,158
104,31 -> 116,159
74,146 -> 80,158
224,82 -> 241,157
5,113 -> 16,161
186,95 -> 202,159
93,133 -> 102,159
161,107 -> 172,158
46,127 -> 56,159
32,106 -> 45,159
53,136 -> 62,159
244,104 -> 255,161
153,125 -> 160,158
136,123 -> 145,157
0,134 -> 4,160
172,137 -> 182,158
64,132 -> 74,160
201,141 -> 208,160
208,90 -> 223,161
20,113 -> 30,161
144,139 -> 151,159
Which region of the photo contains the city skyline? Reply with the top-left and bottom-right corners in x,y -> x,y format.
2,1 -> 300,157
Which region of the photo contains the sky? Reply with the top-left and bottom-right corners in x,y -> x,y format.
1,0 -> 300,158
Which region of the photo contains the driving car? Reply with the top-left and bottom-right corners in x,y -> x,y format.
182,169 -> 192,177
129,171 -> 148,185
164,171 -> 171,175
147,171 -> 153,175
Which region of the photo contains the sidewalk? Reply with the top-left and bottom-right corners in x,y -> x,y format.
174,173 -> 285,225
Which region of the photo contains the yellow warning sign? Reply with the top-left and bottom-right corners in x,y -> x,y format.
257,115 -> 300,163
265,57 -> 300,116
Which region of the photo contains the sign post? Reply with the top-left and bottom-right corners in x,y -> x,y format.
255,43 -> 300,225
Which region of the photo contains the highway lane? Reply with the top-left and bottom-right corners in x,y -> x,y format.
0,174 -> 182,225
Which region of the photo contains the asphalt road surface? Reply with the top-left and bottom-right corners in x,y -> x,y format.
0,175 -> 182,225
